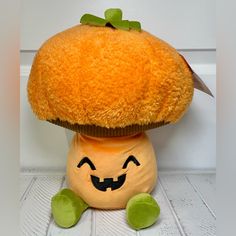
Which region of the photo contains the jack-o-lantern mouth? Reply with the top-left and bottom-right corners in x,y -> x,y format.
91,174 -> 126,192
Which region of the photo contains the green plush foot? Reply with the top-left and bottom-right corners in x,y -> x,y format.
126,193 -> 160,230
51,188 -> 89,228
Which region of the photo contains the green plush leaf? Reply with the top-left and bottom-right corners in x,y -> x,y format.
110,20 -> 130,31
80,14 -> 107,27
129,21 -> 142,31
105,8 -> 123,21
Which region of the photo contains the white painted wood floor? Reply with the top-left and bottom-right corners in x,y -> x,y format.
20,172 -> 216,236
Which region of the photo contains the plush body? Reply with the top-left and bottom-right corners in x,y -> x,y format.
51,132 -> 159,229
67,133 -> 157,209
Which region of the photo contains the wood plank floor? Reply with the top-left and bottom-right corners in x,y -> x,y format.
20,172 -> 216,236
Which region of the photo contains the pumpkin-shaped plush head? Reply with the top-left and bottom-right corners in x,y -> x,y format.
27,11 -> 202,136
67,133 -> 157,209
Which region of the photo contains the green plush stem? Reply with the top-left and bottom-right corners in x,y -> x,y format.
126,193 -> 160,230
105,8 -> 122,21
80,8 -> 142,31
51,188 -> 89,228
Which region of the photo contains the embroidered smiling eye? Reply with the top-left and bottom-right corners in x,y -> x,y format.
122,155 -> 140,169
77,157 -> 96,170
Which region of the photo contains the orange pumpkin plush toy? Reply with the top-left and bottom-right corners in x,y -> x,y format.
27,9 -> 212,230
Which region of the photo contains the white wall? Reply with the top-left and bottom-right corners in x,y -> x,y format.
20,75 -> 68,170
148,74 -> 216,171
21,0 -> 215,50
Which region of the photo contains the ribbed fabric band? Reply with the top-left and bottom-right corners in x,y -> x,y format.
48,119 -> 170,137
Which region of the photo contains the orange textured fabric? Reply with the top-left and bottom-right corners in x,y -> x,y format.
28,25 -> 194,128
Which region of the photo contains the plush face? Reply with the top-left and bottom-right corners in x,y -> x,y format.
67,133 -> 157,209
